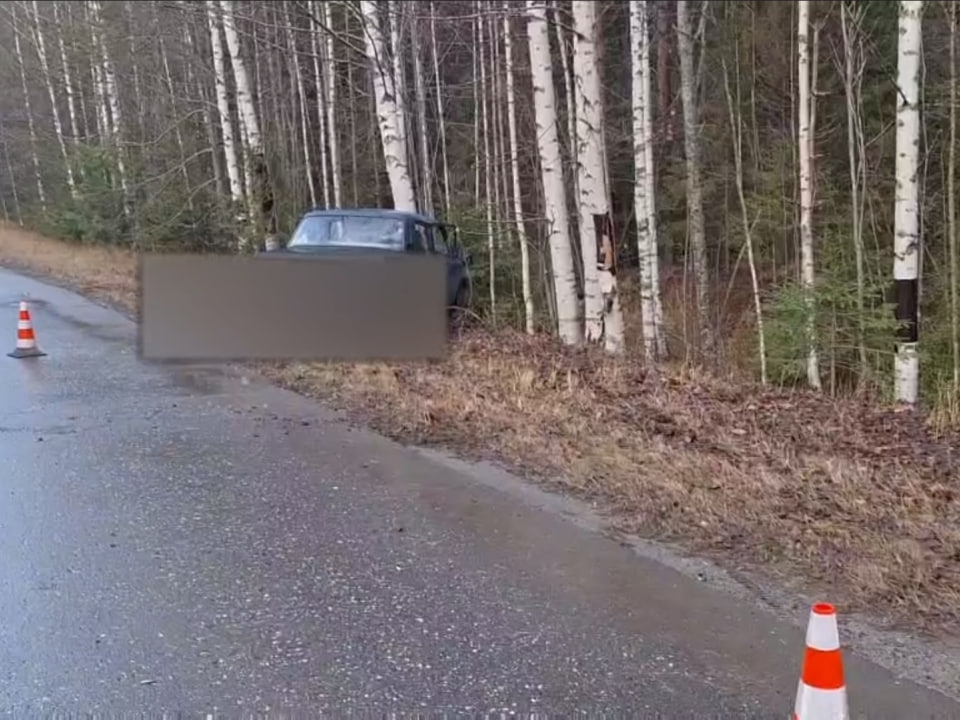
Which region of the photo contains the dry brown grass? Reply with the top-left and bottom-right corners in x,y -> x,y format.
3,222 -> 959,636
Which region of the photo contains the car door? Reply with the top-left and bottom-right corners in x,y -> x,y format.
427,223 -> 460,306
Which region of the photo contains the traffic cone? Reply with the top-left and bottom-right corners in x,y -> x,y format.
7,300 -> 46,359
794,602 -> 849,720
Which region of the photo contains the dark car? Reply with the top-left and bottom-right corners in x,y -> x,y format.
261,208 -> 473,328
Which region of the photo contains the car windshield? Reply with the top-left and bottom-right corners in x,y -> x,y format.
287,215 -> 405,250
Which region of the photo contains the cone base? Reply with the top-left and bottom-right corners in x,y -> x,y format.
7,346 -> 46,359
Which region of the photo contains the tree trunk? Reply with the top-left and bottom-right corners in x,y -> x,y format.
527,0 -> 582,345
360,0 -> 417,211
505,0 -> 535,333
572,0 -> 622,350
797,0 -> 822,389
478,0 -> 496,318
893,0 -> 923,405
630,0 -> 666,361
206,0 -> 244,213
323,1 -> 342,207
285,1 -> 318,208
950,2 -> 960,388
839,1 -> 868,380
220,0 -> 275,251
677,0 -> 709,363
721,53 -> 767,385
430,0 -> 453,214
411,12 -> 434,215
13,3 -> 46,215
32,0 -> 77,200
0,115 -> 23,226
310,0 -> 331,208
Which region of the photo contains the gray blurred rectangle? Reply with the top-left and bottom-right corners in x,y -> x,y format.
138,254 -> 448,362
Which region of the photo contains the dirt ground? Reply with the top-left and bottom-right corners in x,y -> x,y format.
2,223 -> 959,637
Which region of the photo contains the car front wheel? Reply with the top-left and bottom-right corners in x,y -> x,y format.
449,283 -> 471,334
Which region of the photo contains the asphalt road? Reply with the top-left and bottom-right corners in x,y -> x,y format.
0,266 -> 958,717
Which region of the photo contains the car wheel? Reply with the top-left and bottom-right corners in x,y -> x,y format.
449,283 -> 471,335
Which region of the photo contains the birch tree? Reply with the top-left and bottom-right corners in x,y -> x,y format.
53,2 -> 82,156
630,0 -> 666,361
797,0 -> 822,389
893,0 -> 924,405
411,13 -> 434,215
677,0 -> 710,362
310,0 -> 331,208
284,1 -> 318,208
504,0 -> 534,334
950,1 -> 960,388
206,0 -> 244,212
221,0 -> 276,250
838,1 -> 869,379
32,0 -> 76,200
478,0 -> 496,317
430,0 -> 452,214
322,1 -> 342,207
572,0 -> 623,351
90,0 -> 133,219
721,52 -> 767,385
360,0 -> 417,211
12,2 -> 45,214
527,0 -> 582,344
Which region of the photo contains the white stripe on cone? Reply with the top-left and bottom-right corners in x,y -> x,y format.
795,682 -> 848,720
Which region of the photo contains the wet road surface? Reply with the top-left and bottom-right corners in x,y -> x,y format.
0,266 -> 957,716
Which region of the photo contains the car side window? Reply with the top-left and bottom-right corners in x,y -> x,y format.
411,223 -> 430,253
432,225 -> 450,256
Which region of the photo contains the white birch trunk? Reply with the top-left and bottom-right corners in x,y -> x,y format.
346,36 -> 359,205
0,114 -> 24,225
221,0 -> 274,249
950,2 -> 960,387
323,1 -> 342,207
504,0 -> 534,333
85,0 -> 110,148
68,2 -> 92,145
527,0 -> 582,344
721,55 -> 768,385
490,8 -> 506,235
630,0 -> 666,360
430,0 -> 453,214
677,0 -> 710,360
285,1 -> 318,208
478,0 -> 496,316
893,0 -> 923,404
91,0 -> 132,219
53,2 -> 83,179
123,1 -> 144,139
412,15 -> 434,215
572,0 -> 623,351
360,0 -> 417,211
473,13 -> 481,203
388,0 -> 413,196
206,0 -> 244,209
13,4 -> 46,213
31,0 -> 76,200
310,0 -> 331,208
552,0 -> 579,210
797,0 -> 822,389
157,3 -> 193,208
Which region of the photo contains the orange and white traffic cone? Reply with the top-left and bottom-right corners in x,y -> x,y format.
7,300 -> 46,359
794,602 -> 849,720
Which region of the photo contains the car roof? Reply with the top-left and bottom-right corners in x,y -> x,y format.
300,207 -> 439,225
